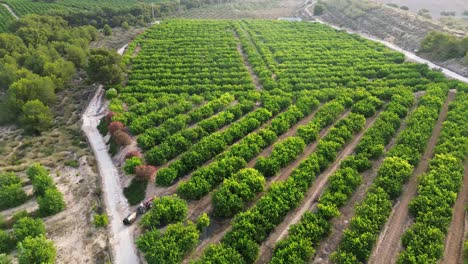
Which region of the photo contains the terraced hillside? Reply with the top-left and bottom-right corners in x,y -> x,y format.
102,20 -> 467,264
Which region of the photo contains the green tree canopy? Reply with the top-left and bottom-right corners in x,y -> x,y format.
20,100 -> 54,134
86,48 -> 124,85
17,235 -> 56,264
13,217 -> 46,243
37,188 -> 66,216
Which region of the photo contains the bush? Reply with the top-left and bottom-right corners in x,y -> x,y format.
137,222 -> 199,264
17,235 -> 56,264
135,165 -> 157,181
0,230 -> 15,254
193,244 -> 244,264
141,195 -> 188,229
64,160 -> 79,168
103,24 -> 112,36
123,179 -> 148,205
313,3 -> 325,16
0,172 -> 21,187
122,21 -> 130,30
108,121 -> 125,135
37,188 -> 66,216
213,169 -> 265,217
97,116 -> 110,136
125,150 -> 142,159
156,167 -> 178,186
106,88 -> 118,99
113,130 -> 132,146
123,157 -> 143,174
196,213 -> 210,232
11,210 -> 29,224
0,184 -> 28,210
31,173 -> 55,196
13,217 -> 46,243
20,100 -> 54,134
93,214 -> 109,227
0,254 -> 11,264
26,163 -> 48,181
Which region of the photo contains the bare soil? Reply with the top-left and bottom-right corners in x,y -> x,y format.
441,160 -> 468,264
257,108 -> 382,264
236,42 -> 263,91
233,28 -> 263,91
0,84 -> 110,263
90,27 -> 145,51
369,90 -> 456,264
312,92 -> 424,264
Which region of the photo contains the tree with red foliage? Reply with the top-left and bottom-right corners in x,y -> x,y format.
126,150 -> 142,159
135,165 -> 157,181
106,112 -> 115,122
113,130 -> 132,146
108,121 -> 124,135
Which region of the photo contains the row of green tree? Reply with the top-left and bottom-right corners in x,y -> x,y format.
211,96 -> 326,217
144,100 -> 255,165
194,112 -> 367,263
136,195 -> 210,263
0,164 -> 65,215
178,92 -> 351,201
0,216 -> 56,263
398,91 -> 467,263
152,91 -> 295,186
155,107 -> 273,186
136,93 -> 235,146
332,84 -> 449,263
270,89 -> 415,263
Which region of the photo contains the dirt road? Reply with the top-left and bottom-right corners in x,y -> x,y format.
369,90 -> 456,264
2,3 -> 19,19
81,43 -> 139,264
441,160 -> 468,264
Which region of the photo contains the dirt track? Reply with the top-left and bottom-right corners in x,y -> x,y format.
369,90 -> 456,264
441,160 -> 468,264
2,3 -> 19,19
312,92 -> 422,263
256,109 -> 382,264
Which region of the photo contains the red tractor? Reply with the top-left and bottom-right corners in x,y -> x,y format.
137,197 -> 154,215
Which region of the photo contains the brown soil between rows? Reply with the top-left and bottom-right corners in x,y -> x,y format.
441,160 -> 468,264
312,92 -> 423,263
368,89 -> 456,264
256,108 -> 382,264
236,40 -> 263,91
182,108 -> 351,263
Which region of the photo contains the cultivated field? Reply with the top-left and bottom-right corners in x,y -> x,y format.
102,19 -> 468,264
0,4 -> 13,31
